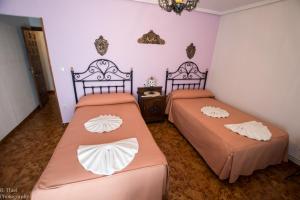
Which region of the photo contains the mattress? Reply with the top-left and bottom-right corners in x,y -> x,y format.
166,90 -> 288,183
31,94 -> 168,200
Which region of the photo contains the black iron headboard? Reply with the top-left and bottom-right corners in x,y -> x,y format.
164,61 -> 208,95
71,59 -> 133,103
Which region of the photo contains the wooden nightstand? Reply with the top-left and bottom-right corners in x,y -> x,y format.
137,87 -> 166,123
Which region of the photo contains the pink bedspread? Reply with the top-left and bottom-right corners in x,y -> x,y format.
31,94 -> 168,200
166,92 -> 288,183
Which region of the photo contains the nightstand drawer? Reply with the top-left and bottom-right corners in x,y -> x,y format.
141,96 -> 166,122
137,87 -> 166,123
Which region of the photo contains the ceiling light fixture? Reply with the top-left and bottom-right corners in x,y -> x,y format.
158,0 -> 199,15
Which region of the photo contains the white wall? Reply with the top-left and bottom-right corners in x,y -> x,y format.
208,0 -> 300,163
0,15 -> 39,140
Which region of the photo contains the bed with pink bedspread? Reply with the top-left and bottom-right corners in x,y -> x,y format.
32,93 -> 168,200
166,89 -> 288,183
164,61 -> 288,183
32,59 -> 168,200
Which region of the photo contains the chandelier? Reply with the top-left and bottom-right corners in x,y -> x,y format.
158,0 -> 199,15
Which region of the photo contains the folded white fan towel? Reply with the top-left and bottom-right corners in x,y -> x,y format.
77,138 -> 139,175
84,115 -> 122,133
201,106 -> 230,118
225,121 -> 272,141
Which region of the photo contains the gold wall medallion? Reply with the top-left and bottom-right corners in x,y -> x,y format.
186,43 -> 196,59
95,35 -> 109,56
137,30 -> 165,45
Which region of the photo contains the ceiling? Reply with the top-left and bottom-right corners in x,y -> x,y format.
133,0 -> 282,15
199,0 -> 276,12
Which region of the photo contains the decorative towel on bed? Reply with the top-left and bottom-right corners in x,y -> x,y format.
84,115 -> 123,133
225,121 -> 272,141
201,106 -> 229,118
77,138 -> 139,175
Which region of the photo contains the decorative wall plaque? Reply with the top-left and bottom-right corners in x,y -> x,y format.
137,30 -> 165,45
186,43 -> 196,59
95,35 -> 109,56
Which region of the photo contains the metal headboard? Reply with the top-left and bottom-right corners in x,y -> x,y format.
71,59 -> 133,103
165,61 -> 208,95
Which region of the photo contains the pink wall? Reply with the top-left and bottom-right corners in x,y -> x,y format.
0,0 -> 219,122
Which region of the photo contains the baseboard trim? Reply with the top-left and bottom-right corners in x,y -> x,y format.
288,155 -> 300,166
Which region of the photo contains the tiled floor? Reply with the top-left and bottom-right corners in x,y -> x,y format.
0,95 -> 299,200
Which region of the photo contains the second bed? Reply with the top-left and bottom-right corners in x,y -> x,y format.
165,61 -> 289,183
